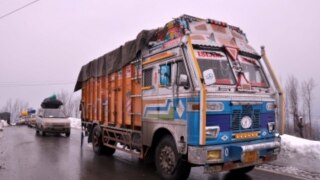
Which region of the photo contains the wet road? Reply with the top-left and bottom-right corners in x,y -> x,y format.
0,126 -> 300,180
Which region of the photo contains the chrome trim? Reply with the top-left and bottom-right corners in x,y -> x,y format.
231,101 -> 263,105
188,146 -> 224,165
241,141 -> 281,152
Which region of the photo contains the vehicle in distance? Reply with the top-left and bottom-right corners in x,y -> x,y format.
35,108 -> 71,137
26,114 -> 37,127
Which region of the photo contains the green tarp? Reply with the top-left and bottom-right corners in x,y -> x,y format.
74,29 -> 157,91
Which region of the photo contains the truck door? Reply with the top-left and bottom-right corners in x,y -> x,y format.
158,60 -> 190,121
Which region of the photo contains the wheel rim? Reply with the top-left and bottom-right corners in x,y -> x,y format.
92,130 -> 100,148
159,145 -> 176,174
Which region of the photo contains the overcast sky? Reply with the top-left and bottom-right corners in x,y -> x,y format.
1,0 -> 320,111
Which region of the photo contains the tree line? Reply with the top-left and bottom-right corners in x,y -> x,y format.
285,76 -> 318,140
0,90 -> 81,123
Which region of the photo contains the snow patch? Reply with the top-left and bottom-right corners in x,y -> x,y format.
281,134 -> 320,159
0,120 -> 9,131
272,134 -> 320,173
69,118 -> 81,129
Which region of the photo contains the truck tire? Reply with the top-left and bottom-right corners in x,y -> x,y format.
92,125 -> 115,156
66,132 -> 70,137
155,136 -> 191,180
230,165 -> 255,174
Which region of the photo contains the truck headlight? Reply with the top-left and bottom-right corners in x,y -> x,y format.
266,102 -> 277,111
206,126 -> 220,139
268,122 -> 275,133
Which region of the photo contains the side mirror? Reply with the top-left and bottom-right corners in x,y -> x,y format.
178,74 -> 189,89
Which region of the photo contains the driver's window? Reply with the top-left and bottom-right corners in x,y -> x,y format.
160,64 -> 171,86
38,109 -> 44,117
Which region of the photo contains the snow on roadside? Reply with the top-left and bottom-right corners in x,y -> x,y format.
0,120 -> 9,131
69,118 -> 82,129
272,134 -> 320,173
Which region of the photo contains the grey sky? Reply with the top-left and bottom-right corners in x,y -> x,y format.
1,0 -> 320,110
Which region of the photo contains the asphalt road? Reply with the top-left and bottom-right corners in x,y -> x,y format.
0,126 -> 300,180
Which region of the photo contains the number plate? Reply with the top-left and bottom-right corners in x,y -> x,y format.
243,151 -> 258,163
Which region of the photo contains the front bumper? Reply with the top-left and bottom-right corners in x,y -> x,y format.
43,126 -> 70,133
188,139 -> 280,173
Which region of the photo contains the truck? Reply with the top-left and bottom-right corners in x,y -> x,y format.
74,15 -> 284,179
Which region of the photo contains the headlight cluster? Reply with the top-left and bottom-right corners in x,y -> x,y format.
268,122 -> 275,133
266,102 -> 277,111
206,126 -> 220,139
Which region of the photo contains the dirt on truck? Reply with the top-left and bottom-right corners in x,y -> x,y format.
75,14 -> 284,179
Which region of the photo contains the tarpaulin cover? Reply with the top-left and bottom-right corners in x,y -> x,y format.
41,95 -> 63,109
74,29 -> 157,91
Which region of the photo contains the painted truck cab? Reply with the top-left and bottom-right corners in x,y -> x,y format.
140,15 -> 281,174
76,15 -> 283,179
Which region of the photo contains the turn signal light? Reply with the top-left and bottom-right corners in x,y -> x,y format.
192,104 -> 200,110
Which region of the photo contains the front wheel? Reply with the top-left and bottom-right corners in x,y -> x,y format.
155,136 -> 191,180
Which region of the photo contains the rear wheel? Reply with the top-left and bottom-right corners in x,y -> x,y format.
92,125 -> 115,156
66,132 -> 70,137
230,165 -> 255,174
155,136 -> 191,180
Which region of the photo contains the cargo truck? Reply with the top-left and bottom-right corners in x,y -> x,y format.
74,15 -> 284,179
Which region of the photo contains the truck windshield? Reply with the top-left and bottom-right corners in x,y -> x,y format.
195,50 -> 235,85
44,109 -> 66,118
238,55 -> 268,87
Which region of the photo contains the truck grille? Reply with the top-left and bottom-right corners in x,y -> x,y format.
232,105 -> 260,131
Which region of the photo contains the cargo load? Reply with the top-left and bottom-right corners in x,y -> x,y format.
41,95 -> 63,109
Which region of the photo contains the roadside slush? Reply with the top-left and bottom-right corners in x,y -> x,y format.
0,125 -> 4,169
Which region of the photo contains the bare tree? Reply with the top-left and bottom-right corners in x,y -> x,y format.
301,78 -> 315,139
1,99 -> 13,113
1,99 -> 28,123
284,89 -> 292,134
72,95 -> 81,118
56,90 -> 74,117
286,75 -> 303,137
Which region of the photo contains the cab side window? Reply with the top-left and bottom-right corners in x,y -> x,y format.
160,64 -> 171,86
143,68 -> 153,87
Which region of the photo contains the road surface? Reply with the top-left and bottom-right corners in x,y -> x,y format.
0,126 -> 301,180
